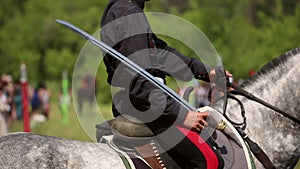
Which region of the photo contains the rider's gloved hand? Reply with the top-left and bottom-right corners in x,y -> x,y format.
209,66 -> 234,93
209,67 -> 233,83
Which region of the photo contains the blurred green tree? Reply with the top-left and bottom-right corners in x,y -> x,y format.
0,0 -> 299,103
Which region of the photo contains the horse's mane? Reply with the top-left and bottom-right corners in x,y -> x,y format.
241,46 -> 300,88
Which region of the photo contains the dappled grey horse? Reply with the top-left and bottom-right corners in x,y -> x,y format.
226,47 -> 300,168
0,47 -> 299,169
0,133 -> 125,169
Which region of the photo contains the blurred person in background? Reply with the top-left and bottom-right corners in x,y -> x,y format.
0,86 -> 11,130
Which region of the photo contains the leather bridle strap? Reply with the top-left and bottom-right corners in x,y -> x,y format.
228,82 -> 300,125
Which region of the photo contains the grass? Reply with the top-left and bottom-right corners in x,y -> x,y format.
9,81 -> 113,142
10,104 -> 92,142
296,162 -> 300,169
9,101 -> 112,142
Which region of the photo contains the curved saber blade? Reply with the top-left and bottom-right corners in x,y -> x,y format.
55,19 -> 198,112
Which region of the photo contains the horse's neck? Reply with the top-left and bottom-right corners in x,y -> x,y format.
225,49 -> 300,138
242,53 -> 300,118
226,50 -> 300,168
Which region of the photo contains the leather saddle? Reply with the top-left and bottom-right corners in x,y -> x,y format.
96,115 -> 177,169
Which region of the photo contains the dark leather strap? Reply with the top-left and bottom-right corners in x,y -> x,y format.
239,129 -> 275,169
134,142 -> 166,169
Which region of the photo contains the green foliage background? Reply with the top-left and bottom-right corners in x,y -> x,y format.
0,0 -> 299,100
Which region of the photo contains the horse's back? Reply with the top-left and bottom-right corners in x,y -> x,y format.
0,133 -> 125,169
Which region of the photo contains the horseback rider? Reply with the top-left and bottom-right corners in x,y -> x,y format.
100,0 -> 232,168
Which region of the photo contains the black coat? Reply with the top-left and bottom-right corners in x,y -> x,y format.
100,0 -> 210,132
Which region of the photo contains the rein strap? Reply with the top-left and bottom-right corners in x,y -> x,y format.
228,83 -> 300,125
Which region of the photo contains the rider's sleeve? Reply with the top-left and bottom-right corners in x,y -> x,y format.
128,75 -> 189,130
101,6 -> 152,87
153,35 -> 211,82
